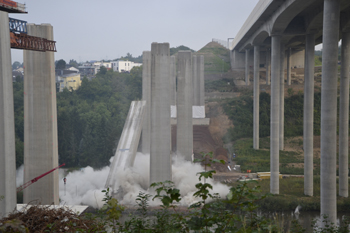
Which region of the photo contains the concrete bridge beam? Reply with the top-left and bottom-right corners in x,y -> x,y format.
339,31 -> 350,198
270,35 -> 281,194
253,45 -> 260,150
320,0 -> 340,224
304,33 -> 315,197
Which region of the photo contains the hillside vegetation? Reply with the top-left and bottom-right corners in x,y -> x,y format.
196,42 -> 231,74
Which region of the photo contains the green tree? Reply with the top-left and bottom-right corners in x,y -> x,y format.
55,59 -> 66,69
12,61 -> 21,70
68,59 -> 79,68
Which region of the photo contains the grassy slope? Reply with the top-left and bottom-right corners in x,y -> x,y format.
196,42 -> 231,74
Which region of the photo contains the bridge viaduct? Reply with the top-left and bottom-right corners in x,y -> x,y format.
230,0 -> 350,223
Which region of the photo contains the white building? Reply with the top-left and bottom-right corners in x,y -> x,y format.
111,60 -> 142,72
93,61 -> 112,69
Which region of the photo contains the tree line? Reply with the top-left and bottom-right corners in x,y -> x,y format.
13,66 -> 142,168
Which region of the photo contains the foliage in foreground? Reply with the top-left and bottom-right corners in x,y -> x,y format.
2,153 -> 350,232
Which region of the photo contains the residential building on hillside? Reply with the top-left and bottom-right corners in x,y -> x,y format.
93,61 -> 112,69
111,60 -> 142,72
58,73 -> 82,92
78,63 -> 99,76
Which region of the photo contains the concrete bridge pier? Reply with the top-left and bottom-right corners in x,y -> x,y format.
198,55 -> 205,106
23,24 -> 59,205
266,48 -> 271,85
304,33 -> 315,197
287,48 -> 292,85
270,35 -> 281,194
150,43 -> 172,184
192,55 -> 198,105
0,11 -> 16,216
170,56 -> 176,106
339,31 -> 350,198
320,0 -> 340,224
142,51 -> 151,154
176,51 -> 193,161
253,45 -> 260,150
279,44 -> 285,151
245,48 -> 250,85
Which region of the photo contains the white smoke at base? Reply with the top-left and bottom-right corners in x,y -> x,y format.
40,152 -> 229,209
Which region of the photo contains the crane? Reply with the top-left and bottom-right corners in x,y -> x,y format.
17,163 -> 65,193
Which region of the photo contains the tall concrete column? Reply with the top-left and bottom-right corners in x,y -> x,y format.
287,47 -> 292,85
170,55 -> 176,106
0,11 -> 16,216
253,45 -> 260,150
192,55 -> 198,105
245,48 -> 250,85
266,48 -> 271,85
176,51 -> 193,161
23,24 -> 58,204
150,43 -> 172,184
279,44 -> 285,150
339,31 -> 350,197
142,51 -> 151,154
320,0 -> 340,224
198,55 -> 205,106
304,33 -> 315,196
270,35 -> 281,194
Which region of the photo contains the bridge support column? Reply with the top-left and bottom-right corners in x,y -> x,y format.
304,33 -> 315,197
176,51 -> 193,161
198,55 -> 205,106
253,45 -> 260,150
142,51 -> 151,154
266,48 -> 271,85
279,44 -> 285,151
0,11 -> 16,216
23,24 -> 58,205
245,48 -> 250,85
339,31 -> 350,198
170,56 -> 176,106
321,0 -> 340,224
150,43 -> 172,184
192,55 -> 198,105
270,35 -> 281,194
287,48 -> 292,85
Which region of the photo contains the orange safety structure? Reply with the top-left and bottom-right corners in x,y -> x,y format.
10,32 -> 57,52
0,0 -> 26,13
0,0 -> 16,8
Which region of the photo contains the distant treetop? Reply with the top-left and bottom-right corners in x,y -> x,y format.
170,45 -> 195,56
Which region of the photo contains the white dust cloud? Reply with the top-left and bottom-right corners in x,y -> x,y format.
17,153 -> 230,208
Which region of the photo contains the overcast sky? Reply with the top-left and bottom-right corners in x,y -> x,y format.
10,0 -> 259,63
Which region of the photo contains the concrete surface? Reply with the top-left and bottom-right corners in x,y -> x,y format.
176,51 -> 193,161
303,33 -> 315,197
106,101 -> 146,190
142,51 -> 151,154
23,24 -> 59,205
320,0 -> 340,224
0,11 -> 16,217
150,43 -> 172,184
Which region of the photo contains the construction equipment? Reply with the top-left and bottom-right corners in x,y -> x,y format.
17,164 -> 65,193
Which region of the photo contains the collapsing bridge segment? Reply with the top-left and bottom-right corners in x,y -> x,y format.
105,100 -> 146,191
